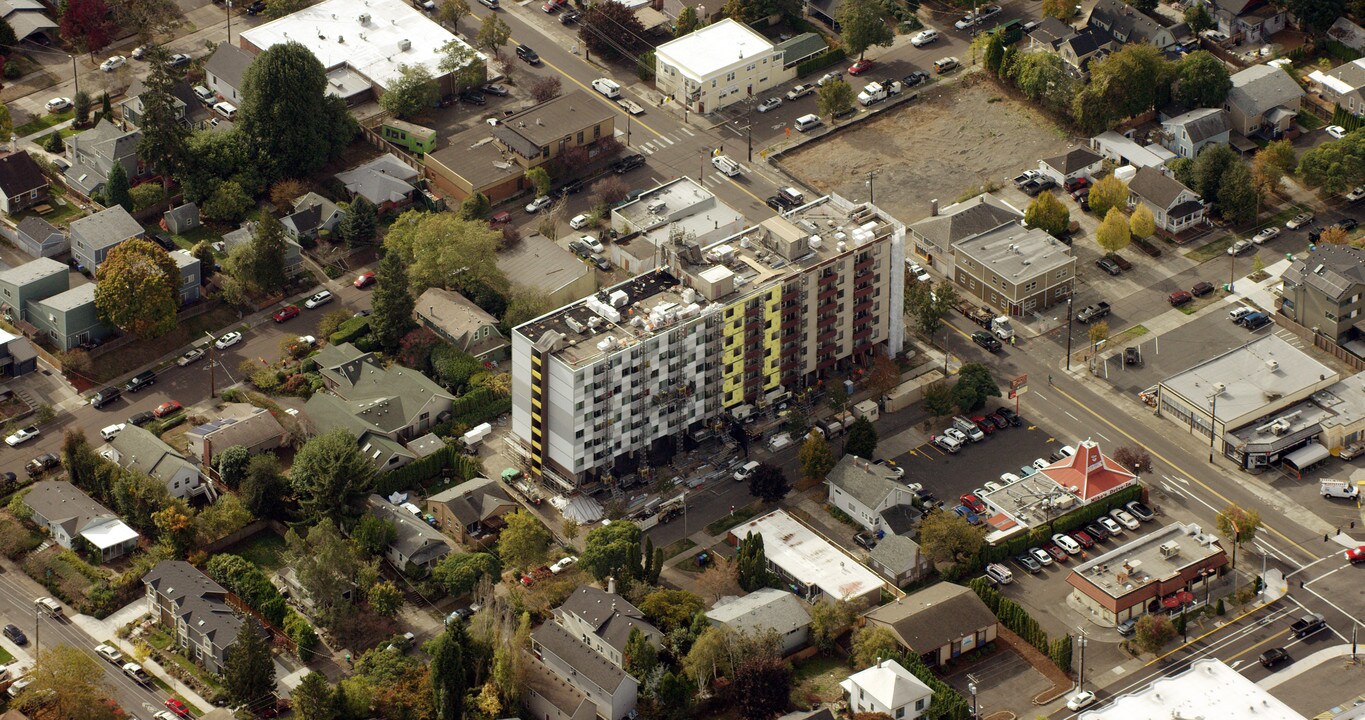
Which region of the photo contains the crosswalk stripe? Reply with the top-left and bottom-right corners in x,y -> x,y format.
679,127 -> 696,136
639,146 -> 655,155
660,136 -> 676,145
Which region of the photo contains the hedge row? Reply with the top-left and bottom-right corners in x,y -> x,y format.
374,445 -> 483,495
1332,105 -> 1364,133
431,386 -> 512,434
796,48 -> 846,79
329,316 -> 372,346
969,577 -> 1073,672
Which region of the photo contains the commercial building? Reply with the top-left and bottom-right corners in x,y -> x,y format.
1226,370 -> 1365,472
512,194 -> 903,488
1077,659 -> 1305,720
952,223 -> 1075,316
907,193 -> 1020,277
238,0 -> 484,100
655,19 -> 795,114
978,440 -> 1137,539
1066,522 -> 1228,625
1156,334 -> 1338,462
497,233 -> 596,310
727,509 -> 884,606
863,583 -> 999,667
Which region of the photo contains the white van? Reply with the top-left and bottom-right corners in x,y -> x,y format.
711,154 -> 741,177
35,597 -> 62,617
592,78 -> 621,99
985,563 -> 1014,585
213,101 -> 238,120
794,114 -> 822,132
1321,479 -> 1360,499
734,460 -> 760,482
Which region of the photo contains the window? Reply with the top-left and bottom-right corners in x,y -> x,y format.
896,709 -> 905,719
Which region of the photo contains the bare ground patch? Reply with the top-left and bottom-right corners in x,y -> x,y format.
782,74 -> 1077,222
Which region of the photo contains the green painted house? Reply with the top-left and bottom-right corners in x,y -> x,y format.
380,120 -> 438,154
26,283 -> 114,351
0,257 -> 69,323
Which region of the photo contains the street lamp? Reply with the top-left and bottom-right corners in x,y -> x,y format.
967,681 -> 979,720
1207,389 -> 1220,463
1064,291 -> 1075,371
1076,632 -> 1087,690
204,331 -> 218,398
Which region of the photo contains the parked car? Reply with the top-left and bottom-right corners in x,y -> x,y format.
95,644 -> 123,664
848,59 -> 874,75
1327,125 -> 1349,140
482,84 -> 509,96
1066,691 -> 1097,711
906,262 -> 931,282
515,44 -> 540,64
854,531 -> 878,549
1096,515 -> 1124,535
1064,176 -> 1089,193
525,198 -> 553,216
972,331 -> 1002,352
786,84 -> 816,100
123,663 -> 153,685
1053,534 -> 1082,554
1191,281 -> 1214,297
944,427 -> 969,445
46,97 -> 72,112
903,70 -> 930,87
1069,530 -> 1094,548
214,331 -> 243,350
245,0 -> 266,13
100,55 -> 127,72
25,453 -> 59,478
1084,522 -> 1110,541
164,699 -> 192,718
953,505 -> 980,525
128,411 -> 155,427
3,625 -> 26,645
960,493 -> 986,514
176,349 -> 205,367
986,414 -> 1008,430
1014,553 -> 1041,573
100,424 -> 126,441
1253,226 -> 1281,244
1168,290 -> 1193,307
1111,508 -> 1141,530
1227,239 -> 1254,256
550,556 -> 578,574
1043,543 -> 1068,562
1096,256 -> 1122,275
1028,547 -> 1053,566
994,407 -> 1021,426
354,271 -> 377,288
273,305 -> 300,322
971,416 -> 996,435
1336,218 -> 1360,232
1116,617 -> 1138,636
911,29 -> 939,46
5,425 -> 39,447
1286,213 -> 1314,229
304,290 -> 334,309
168,53 -> 191,68
1229,306 -> 1255,323
1348,186 -> 1365,202
756,97 -> 782,113
154,401 -> 182,418
460,89 -> 487,105
613,154 -> 646,174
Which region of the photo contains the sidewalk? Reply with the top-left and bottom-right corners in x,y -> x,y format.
68,600 -> 217,712
1258,643 -> 1360,691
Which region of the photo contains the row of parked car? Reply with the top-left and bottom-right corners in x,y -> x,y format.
1009,500 -> 1157,583
930,407 -> 1022,454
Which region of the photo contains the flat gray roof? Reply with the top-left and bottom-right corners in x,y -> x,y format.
1160,334 -> 1337,423
613,177 -> 748,249
1071,522 -> 1225,600
953,222 -> 1074,282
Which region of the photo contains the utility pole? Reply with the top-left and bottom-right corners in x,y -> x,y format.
204,332 -> 218,398
227,0 -> 234,44
1065,291 -> 1075,371
868,170 -> 876,204
746,123 -> 752,162
69,55 -> 79,97
1077,631 -> 1087,689
1208,391 -> 1219,463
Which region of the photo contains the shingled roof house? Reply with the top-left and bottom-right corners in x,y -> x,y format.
1127,166 -> 1206,235
24,481 -> 138,561
366,494 -> 453,573
143,560 -> 243,673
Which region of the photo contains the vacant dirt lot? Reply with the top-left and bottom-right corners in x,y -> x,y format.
783,74 -> 1076,223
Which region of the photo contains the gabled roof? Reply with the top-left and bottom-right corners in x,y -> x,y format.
1061,27 -> 1106,61
1038,439 -> 1137,501
69,205 -> 144,252
532,621 -> 633,694
16,217 -> 61,244
864,582 -> 998,654
1163,108 -> 1228,144
1285,243 -> 1365,302
869,533 -> 922,574
1129,166 -> 1197,210
416,287 -> 505,356
908,193 -> 1022,247
1088,0 -> 1166,45
0,151 -> 47,197
1042,147 -> 1103,175
109,425 -> 199,485
1028,17 -> 1075,48
24,480 -> 138,549
311,342 -> 455,433
426,476 -> 517,527
142,560 -> 242,648
825,454 -> 902,511
706,588 -> 811,639
557,586 -> 661,655
204,43 -> 253,90
839,659 -> 933,711
185,404 -> 285,450
367,494 -> 452,566
0,257 -> 66,288
335,154 -> 418,206
1317,58 -> 1365,94
1227,65 -> 1305,119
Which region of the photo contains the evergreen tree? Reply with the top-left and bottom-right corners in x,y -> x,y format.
339,196 -> 378,246
223,621 -> 276,704
104,162 -> 133,211
737,532 -> 770,591
238,41 -> 355,182
371,250 -> 415,354
136,46 -> 190,188
624,626 -> 658,679
844,416 -> 878,459
430,622 -> 468,720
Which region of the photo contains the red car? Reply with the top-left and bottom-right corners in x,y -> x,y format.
1169,290 -> 1193,307
848,59 -> 874,75
1064,177 -> 1089,193
272,305 -> 300,323
154,401 -> 182,418
959,493 -> 986,514
1070,530 -> 1095,548
971,415 -> 996,435
354,271 -> 377,288
1043,543 -> 1068,562
1348,546 -> 1365,564
164,699 -> 191,718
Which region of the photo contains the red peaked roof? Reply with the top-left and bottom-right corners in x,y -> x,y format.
1039,440 -> 1137,501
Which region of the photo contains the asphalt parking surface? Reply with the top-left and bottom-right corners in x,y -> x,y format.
1098,307 -> 1288,396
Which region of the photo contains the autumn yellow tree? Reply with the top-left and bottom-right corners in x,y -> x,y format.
1320,226 -> 1350,245
94,238 -> 179,339
1088,175 -> 1129,218
1129,204 -> 1156,240
1096,207 -> 1132,254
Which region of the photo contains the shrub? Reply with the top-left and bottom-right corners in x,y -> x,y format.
796,48 -> 845,78
329,316 -> 371,345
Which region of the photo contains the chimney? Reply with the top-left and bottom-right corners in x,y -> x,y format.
930,199 -> 939,216
607,576 -> 616,594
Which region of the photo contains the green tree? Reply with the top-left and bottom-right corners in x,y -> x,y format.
238,41 -> 355,182
202,179 -> 253,223
1133,614 -> 1177,655
1088,320 -> 1110,348
1184,2 -> 1213,33
747,462 -> 789,502
581,520 -> 642,582
350,514 -> 396,556
1126,0 -> 1157,11
1299,131 -> 1365,194
674,5 -> 700,36
851,625 -> 899,669
816,78 -> 855,122
1129,203 -> 1155,240
578,0 -> 646,60
1192,143 -> 1238,200
983,30 -> 1007,76
798,433 -> 835,481
1042,0 -> 1076,20
223,620 -> 276,704
436,0 -> 469,28
837,0 -> 893,60
502,287 -> 551,333
15,645 -> 115,720
136,46 -> 190,188
1088,174 -> 1129,218
1008,51 -> 1078,115
1086,44 -> 1172,120
844,416 -> 878,459
430,623 -> 469,720
339,196 -> 378,246
227,212 -> 289,294
736,532 -> 770,591
526,167 -> 552,198
1216,161 -> 1258,223
130,183 -> 166,211
904,279 -> 957,337
383,210 -> 508,297
808,599 -> 855,653
1215,503 -> 1261,568
732,656 -> 791,720
459,191 -> 491,221
0,16 -> 15,47
368,580 -> 402,617
176,130 -> 260,204
113,0 -> 184,40
1282,0 -> 1345,33
1252,139 -> 1296,195
285,520 -> 369,627
289,429 -> 375,524
94,238 -> 179,340
433,552 -> 501,596
438,40 -> 487,91
371,250 -> 417,355
242,453 -> 285,518
104,162 -> 133,211
918,507 -> 987,564
498,510 -> 552,571
951,362 -> 1001,413
380,64 -> 439,119
475,13 -> 512,51
216,445 -> 251,488
624,625 -> 659,681
293,673 -> 337,720
1172,51 -> 1231,108
1097,207 -> 1131,254
922,381 -> 956,419
1025,191 -> 1070,236
73,90 -> 92,125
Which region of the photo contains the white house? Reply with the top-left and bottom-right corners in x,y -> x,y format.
1127,166 -> 1206,235
824,455 -> 920,536
654,18 -> 795,114
840,659 -> 934,720
1037,147 -> 1104,187
707,588 -> 812,655
107,425 -> 203,499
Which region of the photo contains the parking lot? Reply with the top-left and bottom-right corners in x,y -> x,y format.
894,413 -> 1072,509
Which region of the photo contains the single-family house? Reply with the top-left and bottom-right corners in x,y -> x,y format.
108,425 -> 204,499
556,586 -> 663,669
142,560 -> 243,674
1037,146 -> 1104,186
524,653 -> 597,720
1225,64 -> 1303,138
163,203 -> 200,236
1207,0 -> 1286,44
415,287 -> 509,362
1027,17 -> 1076,52
0,151 -> 49,216
824,455 -> 921,536
1057,28 -> 1110,77
24,480 -> 139,561
0,0 -> 57,43
204,44 -> 253,104
366,494 -> 453,572
307,342 -> 455,444
64,120 -> 142,198
26,283 -> 115,351
170,250 -> 202,304
864,583 -> 1000,667
706,588 -> 812,655
0,328 -> 37,376
425,476 -> 518,542
335,154 -> 419,213
1087,0 -> 1177,50
185,403 -> 287,467
70,206 -> 145,273
222,221 -> 305,275
531,621 -> 638,720
868,534 -> 932,587
1310,58 -> 1365,116
119,78 -> 187,128
14,217 -> 66,258
282,192 -> 342,242
1128,166 -> 1206,234
0,257 -> 68,322
906,192 -> 1022,276
1090,130 -> 1177,169
840,659 -> 934,720
1160,108 -> 1231,158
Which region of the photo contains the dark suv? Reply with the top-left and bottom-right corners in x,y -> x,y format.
613,154 -> 646,174
124,370 -> 156,393
90,386 -> 121,409
515,44 -> 541,65
1096,257 -> 1122,276
1259,648 -> 1291,669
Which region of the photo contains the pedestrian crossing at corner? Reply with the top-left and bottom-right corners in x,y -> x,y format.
634,132 -> 686,155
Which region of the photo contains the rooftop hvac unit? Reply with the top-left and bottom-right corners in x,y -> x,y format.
1159,541 -> 1181,559
1213,382 -> 1226,393
398,38 -> 412,51
1266,359 -> 1279,371
358,12 -> 370,22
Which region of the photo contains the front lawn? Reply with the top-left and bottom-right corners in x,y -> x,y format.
1185,234 -> 1238,262
88,304 -> 241,382
14,110 -> 72,138
223,530 -> 288,573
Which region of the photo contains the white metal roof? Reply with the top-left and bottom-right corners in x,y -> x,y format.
1078,659 -> 1307,720
81,517 -> 139,550
733,509 -> 883,603
655,18 -> 777,82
